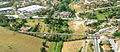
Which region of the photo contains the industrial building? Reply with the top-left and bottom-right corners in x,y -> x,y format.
0,7 -> 14,14
17,5 -> 46,14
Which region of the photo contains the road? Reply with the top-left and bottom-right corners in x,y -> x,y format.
19,31 -> 101,37
109,39 -> 117,52
85,40 -> 90,52
93,26 -> 117,52
81,41 -> 85,52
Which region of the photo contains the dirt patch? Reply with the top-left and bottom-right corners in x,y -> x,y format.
0,26 -> 45,52
62,40 -> 84,52
68,21 -> 86,34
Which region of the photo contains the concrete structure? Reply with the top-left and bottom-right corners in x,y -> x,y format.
0,7 -> 14,14
18,5 -> 46,14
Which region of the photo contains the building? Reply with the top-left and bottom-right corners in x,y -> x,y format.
116,40 -> 120,52
102,45 -> 111,52
60,11 -> 72,18
20,26 -> 31,31
0,2 -> 9,5
0,7 -> 14,14
86,19 -> 98,25
18,5 -> 46,14
5,15 -> 19,19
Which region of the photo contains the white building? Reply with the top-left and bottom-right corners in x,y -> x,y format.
0,2 -> 9,5
0,7 -> 14,14
17,5 -> 46,14
5,15 -> 19,19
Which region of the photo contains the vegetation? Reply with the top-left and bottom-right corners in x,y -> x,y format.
55,41 -> 63,52
112,32 -> 120,37
0,0 -> 15,8
48,42 -> 56,52
40,47 -> 46,52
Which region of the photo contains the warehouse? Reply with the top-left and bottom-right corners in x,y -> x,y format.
17,5 -> 46,14
0,7 -> 14,14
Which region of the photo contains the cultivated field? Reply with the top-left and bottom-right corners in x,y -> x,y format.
0,26 -> 45,52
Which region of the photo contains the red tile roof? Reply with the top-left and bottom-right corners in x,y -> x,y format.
20,27 -> 28,31
103,45 -> 111,50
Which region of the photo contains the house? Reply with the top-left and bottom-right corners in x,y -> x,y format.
20,26 -> 31,31
0,7 -> 14,14
52,11 -> 59,17
60,11 -> 72,18
17,5 -> 46,15
86,19 -> 98,25
116,40 -> 120,52
102,45 -> 111,52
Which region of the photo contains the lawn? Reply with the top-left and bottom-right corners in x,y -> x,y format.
0,26 -> 45,52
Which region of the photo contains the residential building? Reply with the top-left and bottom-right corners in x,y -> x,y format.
20,26 -> 31,31
102,45 -> 111,52
0,7 -> 14,14
52,11 -> 59,17
86,19 -> 98,25
60,11 -> 72,18
17,5 -> 46,15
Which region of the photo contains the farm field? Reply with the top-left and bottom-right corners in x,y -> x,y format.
62,40 -> 84,52
0,26 -> 45,52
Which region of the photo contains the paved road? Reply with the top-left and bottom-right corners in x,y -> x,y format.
81,41 -> 85,52
92,26 -> 117,52
85,40 -> 90,52
109,39 -> 117,52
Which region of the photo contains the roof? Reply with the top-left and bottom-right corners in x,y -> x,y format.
18,5 -> 46,12
0,7 -> 13,11
20,27 -> 28,31
103,45 -> 111,50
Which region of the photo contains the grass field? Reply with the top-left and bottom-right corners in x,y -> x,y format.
0,26 -> 45,52
62,40 -> 84,52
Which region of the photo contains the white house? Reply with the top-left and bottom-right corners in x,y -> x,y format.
17,5 -> 46,14
0,7 -> 14,14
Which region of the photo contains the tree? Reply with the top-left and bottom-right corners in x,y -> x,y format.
112,32 -> 120,37
40,47 -> 46,52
